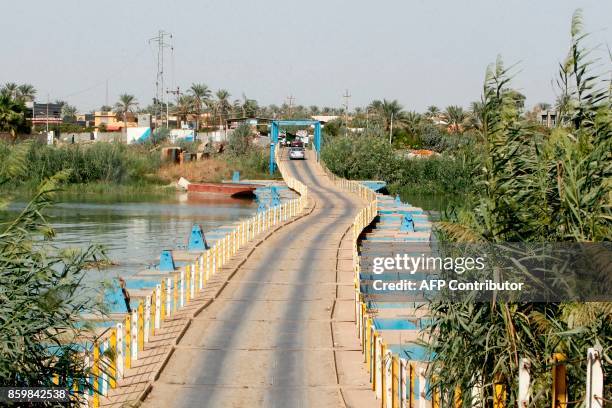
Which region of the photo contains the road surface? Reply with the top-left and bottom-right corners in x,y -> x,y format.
143,151 -> 365,407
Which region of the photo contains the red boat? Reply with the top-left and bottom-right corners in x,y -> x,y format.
186,182 -> 261,198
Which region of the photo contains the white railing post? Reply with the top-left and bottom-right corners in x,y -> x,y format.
166,277 -> 172,317
375,337 -> 382,399
191,263 -> 196,298
155,284 -> 161,329
400,358 -> 408,408
587,348 -> 604,408
418,367 -> 427,408
212,247 -> 217,276
101,340 -> 108,396
519,358 -> 530,407
144,295 -> 151,343
131,310 -> 138,361
179,269 -> 185,308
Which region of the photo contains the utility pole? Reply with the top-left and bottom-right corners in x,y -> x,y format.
342,89 -> 351,135
389,112 -> 394,144
46,93 -> 50,134
287,95 -> 295,118
149,30 -> 173,128
166,86 -> 181,128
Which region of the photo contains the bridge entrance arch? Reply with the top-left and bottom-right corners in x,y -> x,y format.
269,119 -> 322,174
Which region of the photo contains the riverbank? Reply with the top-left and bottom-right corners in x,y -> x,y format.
0,141 -> 277,196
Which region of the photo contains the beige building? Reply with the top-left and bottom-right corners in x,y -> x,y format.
94,111 -> 136,131
540,110 -> 558,128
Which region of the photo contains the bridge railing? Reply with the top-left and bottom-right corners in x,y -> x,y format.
320,164 -> 604,408
81,155 -> 308,407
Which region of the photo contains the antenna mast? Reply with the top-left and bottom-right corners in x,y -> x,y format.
149,30 -> 173,127
343,89 -> 351,134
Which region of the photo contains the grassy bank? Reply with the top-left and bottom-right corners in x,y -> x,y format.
0,141 -> 163,191
157,149 -> 275,183
0,139 -> 275,196
321,133 -> 477,196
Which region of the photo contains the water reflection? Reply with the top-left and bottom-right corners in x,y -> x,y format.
3,192 -> 257,283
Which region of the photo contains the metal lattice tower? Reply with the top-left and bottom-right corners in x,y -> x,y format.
149,30 -> 173,127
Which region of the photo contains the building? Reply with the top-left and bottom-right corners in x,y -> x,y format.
76,113 -> 95,127
94,111 -> 136,131
26,101 -> 63,126
311,115 -> 339,123
540,110 -> 558,128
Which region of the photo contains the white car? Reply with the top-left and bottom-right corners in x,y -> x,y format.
289,147 -> 305,160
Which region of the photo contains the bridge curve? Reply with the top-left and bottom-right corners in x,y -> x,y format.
142,150 -> 375,407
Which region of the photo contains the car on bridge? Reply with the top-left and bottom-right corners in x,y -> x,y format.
289,147 -> 305,160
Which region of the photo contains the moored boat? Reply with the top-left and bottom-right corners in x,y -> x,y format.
186,182 -> 261,197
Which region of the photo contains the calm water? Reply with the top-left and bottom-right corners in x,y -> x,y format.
4,192 -> 257,283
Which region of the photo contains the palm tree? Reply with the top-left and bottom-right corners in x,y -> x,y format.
369,99 -> 405,139
241,94 -> 258,117
189,83 -> 211,130
443,105 -> 466,133
16,84 -> 36,102
61,104 -> 78,123
114,94 -> 138,127
425,105 -> 440,118
403,111 -> 423,137
1,83 -> 18,99
175,95 -> 194,127
465,101 -> 484,131
215,89 -> 231,128
0,94 -> 27,139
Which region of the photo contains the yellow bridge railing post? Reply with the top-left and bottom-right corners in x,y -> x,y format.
493,376 -> 506,408
124,314 -> 131,369
185,265 -> 190,304
552,353 -> 567,408
137,302 -> 144,352
392,355 -> 399,408
92,343 -> 100,408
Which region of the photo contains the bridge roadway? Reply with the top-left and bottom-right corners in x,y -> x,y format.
143,151 -> 375,407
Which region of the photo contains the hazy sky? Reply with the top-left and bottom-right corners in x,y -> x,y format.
2,1 -> 610,112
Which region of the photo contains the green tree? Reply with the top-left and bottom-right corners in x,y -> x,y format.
16,84 -> 36,102
430,11 -> 611,405
214,89 -> 231,128
0,154 -> 106,401
189,83 -> 211,129
0,94 -> 28,138
227,123 -> 252,156
0,83 -> 19,99
175,95 -> 194,127
443,105 -> 466,133
425,105 -> 440,119
61,104 -> 78,123
114,94 -> 138,124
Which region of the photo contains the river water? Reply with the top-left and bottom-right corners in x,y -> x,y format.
4,192 -> 257,284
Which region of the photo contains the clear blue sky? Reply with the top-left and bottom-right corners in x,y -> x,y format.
2,0 -> 610,112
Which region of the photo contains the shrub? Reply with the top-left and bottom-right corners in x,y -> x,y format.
0,167 -> 105,398
227,123 -> 252,156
